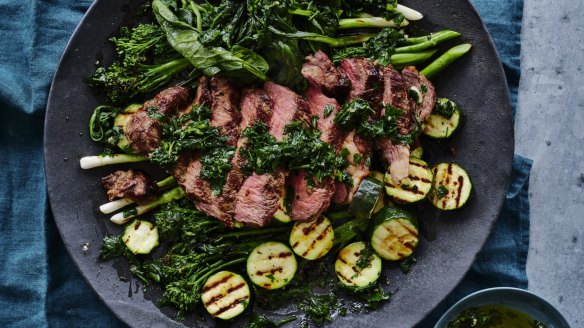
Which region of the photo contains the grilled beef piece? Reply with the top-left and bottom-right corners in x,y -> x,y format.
234,89 -> 284,227
332,131 -> 371,205
375,65 -> 414,184
172,78 -> 243,226
125,86 -> 191,155
339,58 -> 383,103
401,66 -> 436,121
265,82 -> 310,141
100,169 -> 157,205
288,171 -> 336,222
177,77 -> 212,117
210,76 -> 242,146
305,86 -> 345,149
377,138 -> 410,184
301,51 -> 350,100
173,153 -> 235,226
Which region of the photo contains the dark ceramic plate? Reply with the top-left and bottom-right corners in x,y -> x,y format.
44,0 -> 514,327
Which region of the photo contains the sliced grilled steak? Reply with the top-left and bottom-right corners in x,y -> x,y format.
376,138 -> 410,184
305,86 -> 345,149
172,78 -> 243,226
100,169 -> 157,205
125,86 -> 191,155
301,51 -> 350,100
401,66 -> 436,121
265,82 -> 310,141
288,171 -> 335,222
234,89 -> 284,227
210,76 -> 241,146
339,58 -> 383,103
177,76 -> 212,117
332,131 -> 371,205
173,153 -> 234,226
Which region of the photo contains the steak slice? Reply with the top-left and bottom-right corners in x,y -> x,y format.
265,82 -> 310,141
100,169 -> 157,205
305,85 -> 345,149
177,76 -> 212,117
173,78 -> 243,226
332,131 -> 371,205
401,66 -> 436,121
339,58 -> 383,103
301,50 -> 350,100
210,76 -> 241,146
173,153 -> 234,226
288,171 -> 335,222
234,89 -> 284,227
376,138 -> 410,184
125,86 -> 191,155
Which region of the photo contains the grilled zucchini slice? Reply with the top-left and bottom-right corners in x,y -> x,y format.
422,98 -> 461,139
428,163 -> 472,210
371,207 -> 419,261
247,241 -> 297,289
410,146 -> 424,159
113,103 -> 141,153
335,241 -> 382,289
273,185 -> 292,223
349,177 -> 384,220
290,216 -> 334,260
201,271 -> 250,320
384,157 -> 433,203
122,219 -> 159,254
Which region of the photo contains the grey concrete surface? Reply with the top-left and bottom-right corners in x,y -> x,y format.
517,0 -> 584,327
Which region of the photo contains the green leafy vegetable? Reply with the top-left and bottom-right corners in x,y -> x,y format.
246,313 -> 297,328
200,145 -> 235,196
88,105 -> 123,144
434,98 -> 459,119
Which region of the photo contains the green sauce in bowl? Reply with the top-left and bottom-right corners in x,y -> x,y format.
447,304 -> 548,328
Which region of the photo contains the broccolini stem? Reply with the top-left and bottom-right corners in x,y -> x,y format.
192,257 -> 247,287
218,226 -> 291,242
268,27 -> 373,47
79,154 -> 146,169
110,187 -> 185,224
288,8 -> 312,17
395,30 -> 460,53
390,50 -> 437,68
99,176 -> 177,214
420,43 -> 472,79
337,17 -> 409,30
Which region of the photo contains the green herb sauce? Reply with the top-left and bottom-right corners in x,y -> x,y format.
447,305 -> 548,328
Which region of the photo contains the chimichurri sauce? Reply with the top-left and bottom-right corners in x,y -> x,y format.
447,305 -> 548,328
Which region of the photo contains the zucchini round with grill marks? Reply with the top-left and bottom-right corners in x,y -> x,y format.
384,157 -> 433,203
428,163 -> 472,210
422,98 -> 461,139
335,241 -> 382,289
371,207 -> 419,261
290,216 -> 334,260
349,177 -> 384,220
201,271 -> 250,320
247,241 -> 297,290
122,219 -> 159,254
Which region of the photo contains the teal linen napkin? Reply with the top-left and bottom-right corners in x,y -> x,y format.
0,0 -> 530,327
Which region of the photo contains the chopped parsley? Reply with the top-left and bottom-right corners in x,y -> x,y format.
145,106 -> 164,121
323,104 -> 334,118
353,153 -> 363,165
435,185 -> 449,199
434,98 -> 459,119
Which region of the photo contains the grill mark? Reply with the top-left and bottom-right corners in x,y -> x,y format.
202,274 -> 233,293
397,221 -> 419,238
351,266 -> 359,274
338,256 -> 348,265
302,220 -> 319,235
292,241 -> 299,248
315,224 -> 331,241
212,296 -> 249,316
409,161 -> 425,168
256,267 -> 283,276
278,252 -> 293,258
336,271 -> 351,283
399,185 -> 425,195
227,282 -> 246,294
456,175 -> 464,207
408,175 -> 431,183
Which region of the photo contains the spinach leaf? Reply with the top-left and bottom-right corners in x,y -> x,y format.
152,0 -> 269,80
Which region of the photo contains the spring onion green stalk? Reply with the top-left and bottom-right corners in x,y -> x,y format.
110,187 -> 185,224
420,43 -> 472,79
268,27 -> 373,47
387,4 -> 424,21
337,17 -> 409,29
395,30 -> 460,53
99,176 -> 177,214
79,154 -> 146,169
390,50 -> 437,67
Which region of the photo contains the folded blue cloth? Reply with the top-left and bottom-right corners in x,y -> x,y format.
0,0 -> 530,327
